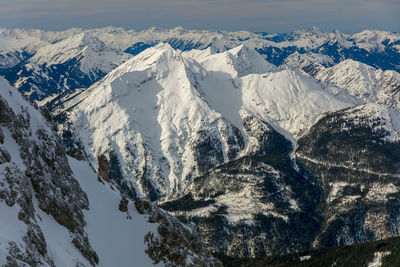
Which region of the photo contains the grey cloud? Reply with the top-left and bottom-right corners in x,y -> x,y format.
0,0 -> 398,33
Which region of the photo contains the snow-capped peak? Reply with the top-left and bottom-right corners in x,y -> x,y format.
201,44 -> 277,77
102,42 -> 183,81
352,29 -> 400,44
316,59 -> 379,99
0,77 -> 219,266
328,28 -> 352,47
307,26 -> 323,36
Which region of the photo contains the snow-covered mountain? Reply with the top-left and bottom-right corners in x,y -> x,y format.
51,43 -> 400,257
284,52 -> 400,112
53,42 -> 400,258
4,32 -> 131,101
315,59 -> 400,109
61,43 -> 357,199
0,77 -> 220,266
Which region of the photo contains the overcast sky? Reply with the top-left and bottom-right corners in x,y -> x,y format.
0,0 -> 399,33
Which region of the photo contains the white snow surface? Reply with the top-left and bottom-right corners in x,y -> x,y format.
351,29 -> 400,52
316,59 -> 379,100
0,28 -> 84,55
68,157 -> 158,267
200,44 -> 278,77
66,44 -> 360,199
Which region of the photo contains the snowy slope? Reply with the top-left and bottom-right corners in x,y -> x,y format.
63,44 -> 359,202
240,68 -> 356,137
69,156 -> 220,267
0,28 -> 83,70
68,157 -> 159,267
0,50 -> 29,70
340,103 -> 400,142
66,43 -> 236,199
1,26 -> 399,102
2,26 -> 398,55
120,27 -> 400,69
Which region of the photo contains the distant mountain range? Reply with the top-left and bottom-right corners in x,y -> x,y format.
0,26 -> 399,102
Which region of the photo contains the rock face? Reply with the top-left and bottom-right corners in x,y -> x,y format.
53,44 -> 345,258
61,44 -> 356,203
0,77 -> 97,266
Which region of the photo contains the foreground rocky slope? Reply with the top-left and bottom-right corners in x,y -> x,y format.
0,77 -> 220,266
0,77 -> 97,266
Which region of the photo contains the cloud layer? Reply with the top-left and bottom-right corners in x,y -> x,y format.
0,0 -> 399,32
